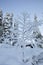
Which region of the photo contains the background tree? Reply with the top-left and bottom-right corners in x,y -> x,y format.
12,18 -> 18,46
32,15 -> 43,48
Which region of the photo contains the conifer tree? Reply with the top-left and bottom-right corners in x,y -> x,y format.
0,9 -> 4,43
3,12 -> 13,45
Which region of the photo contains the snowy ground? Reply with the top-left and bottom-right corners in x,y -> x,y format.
0,44 -> 43,65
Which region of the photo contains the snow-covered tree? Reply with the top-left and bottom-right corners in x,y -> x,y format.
17,12 -> 34,63
32,15 -> 41,38
18,12 -> 31,46
3,12 -> 13,45
0,9 -> 4,43
32,15 -> 43,48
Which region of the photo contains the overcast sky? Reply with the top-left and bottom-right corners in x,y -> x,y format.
0,0 -> 43,19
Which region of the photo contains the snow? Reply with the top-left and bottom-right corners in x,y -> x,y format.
0,44 -> 43,65
0,45 -> 22,65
